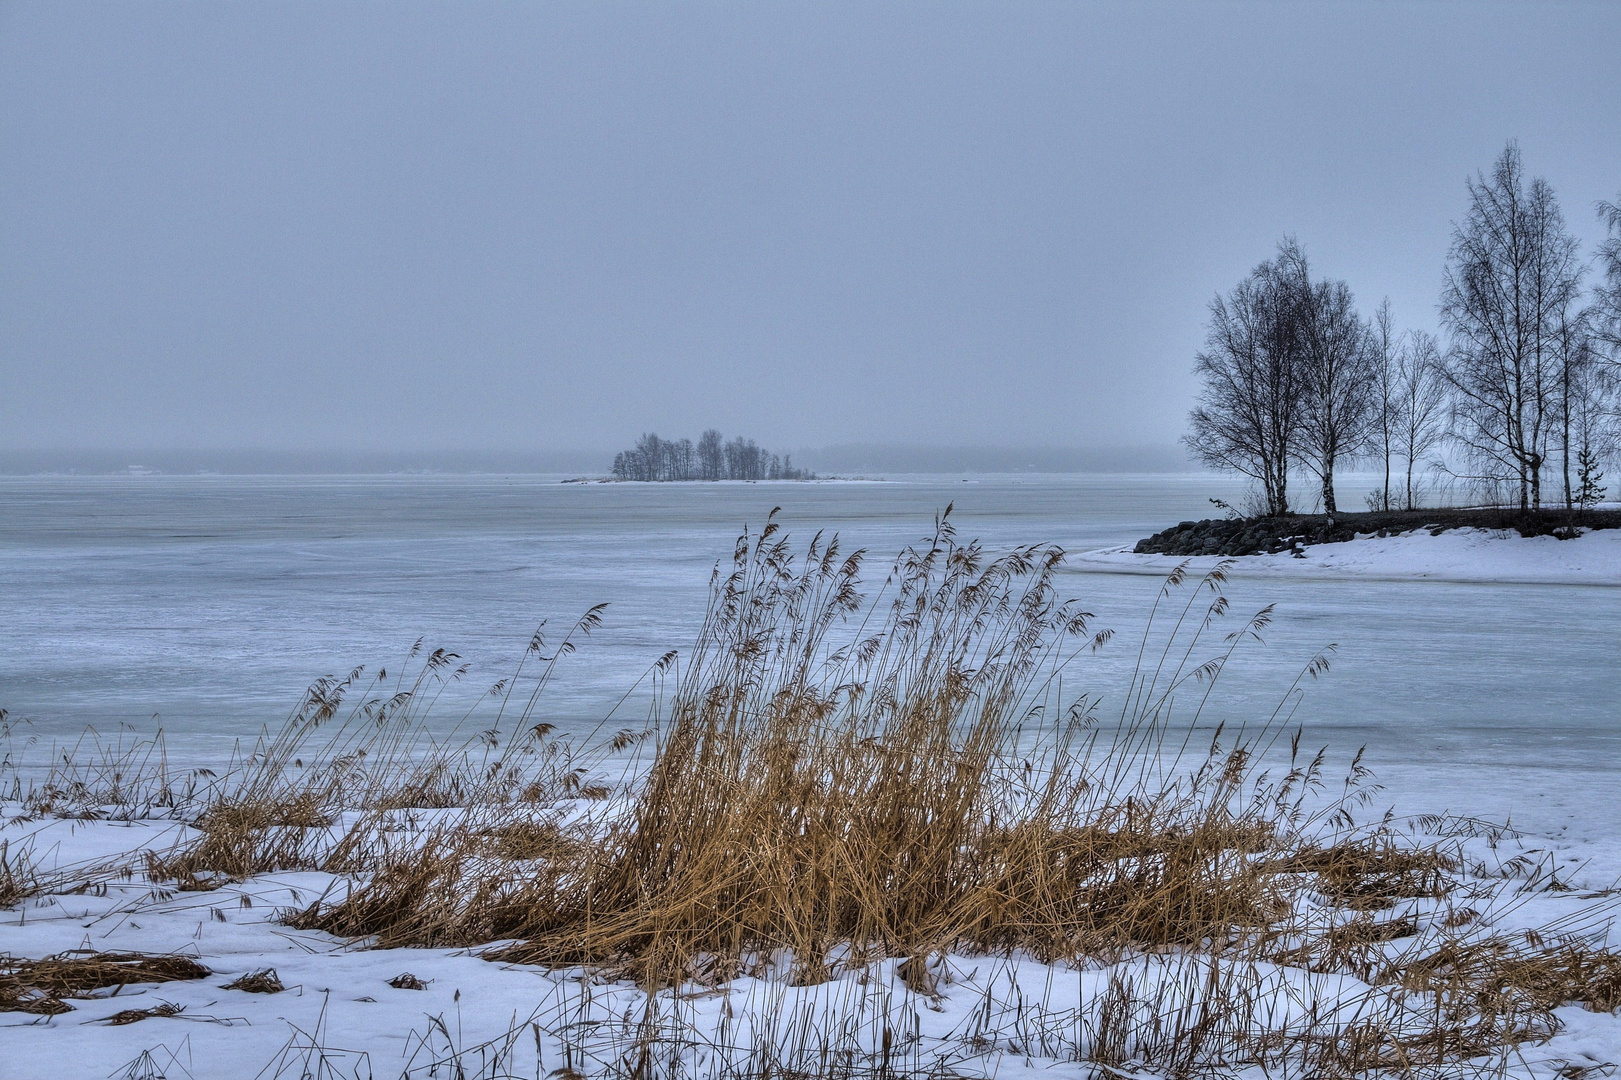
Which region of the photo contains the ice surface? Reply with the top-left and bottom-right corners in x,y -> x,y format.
6,474 -> 1614,829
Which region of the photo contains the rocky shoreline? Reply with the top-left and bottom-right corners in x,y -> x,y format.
1133,506 -> 1621,557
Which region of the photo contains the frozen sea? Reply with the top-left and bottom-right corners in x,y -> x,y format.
2,472 -> 1618,848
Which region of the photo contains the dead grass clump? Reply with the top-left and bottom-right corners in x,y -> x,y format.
0,952 -> 210,1014
0,978 -> 70,1016
150,623 -> 599,885
289,807 -> 589,947
1283,837 -> 1453,908
476,817 -> 591,861
1397,934 -> 1621,1014
388,972 -> 428,990
1326,913 -> 1420,950
222,968 -> 284,994
152,794 -> 336,881
3,951 -> 210,995
497,520 -> 1335,977
98,1000 -> 186,1025
3,723 -> 222,822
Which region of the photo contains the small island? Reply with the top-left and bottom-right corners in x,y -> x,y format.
610,429 -> 814,481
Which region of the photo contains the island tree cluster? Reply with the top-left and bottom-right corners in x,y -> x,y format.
1189,142 -> 1621,515
611,430 -> 814,481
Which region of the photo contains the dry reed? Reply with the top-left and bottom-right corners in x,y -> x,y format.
222,968 -> 284,994
0,951 -> 210,1015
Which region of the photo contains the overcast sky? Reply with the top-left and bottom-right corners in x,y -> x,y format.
2,2 -> 1619,459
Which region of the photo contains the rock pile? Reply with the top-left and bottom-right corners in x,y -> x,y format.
1132,507 -> 1621,557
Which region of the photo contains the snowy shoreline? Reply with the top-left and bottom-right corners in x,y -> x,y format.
1075,526 -> 1621,586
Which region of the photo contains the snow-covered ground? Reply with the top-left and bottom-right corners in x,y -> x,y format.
1077,526 -> 1621,586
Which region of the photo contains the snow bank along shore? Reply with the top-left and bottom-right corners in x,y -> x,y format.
1079,525 -> 1621,586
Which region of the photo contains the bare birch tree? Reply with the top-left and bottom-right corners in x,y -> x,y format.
1598,194 -> 1621,361
1395,330 -> 1447,510
1368,299 -> 1399,511
1185,246 -> 1305,517
1268,240 -> 1376,515
1439,143 -> 1582,510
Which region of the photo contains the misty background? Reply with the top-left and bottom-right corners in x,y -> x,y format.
3,2 -> 1620,473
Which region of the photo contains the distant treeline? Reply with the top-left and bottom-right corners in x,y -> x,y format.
611,430 -> 815,481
